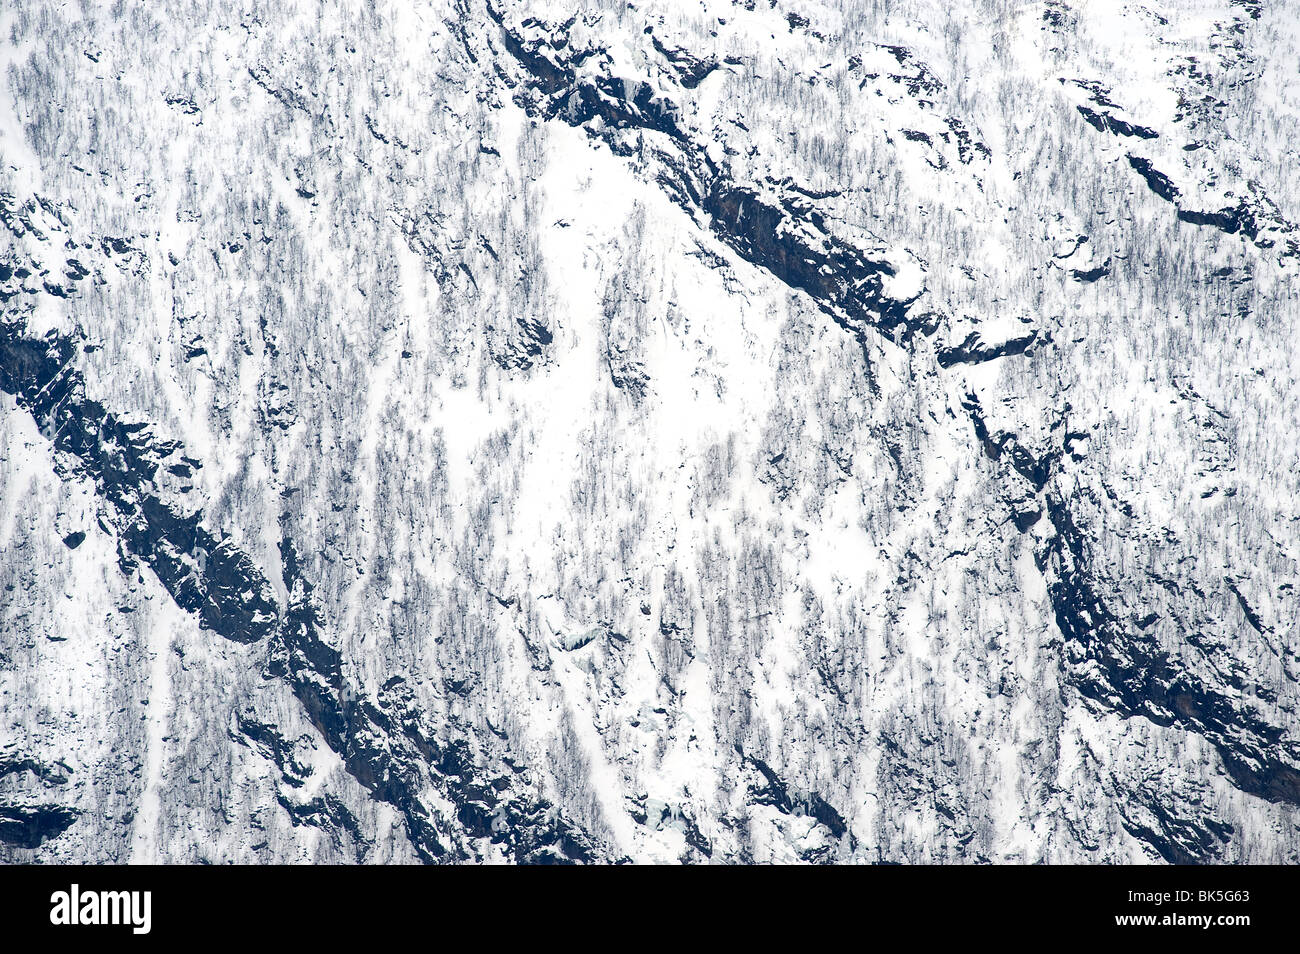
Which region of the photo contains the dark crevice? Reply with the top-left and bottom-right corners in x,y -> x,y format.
1076,105 -> 1158,140
960,397 -> 1300,846
484,7 -> 934,346
1043,492 -> 1300,809
937,329 -> 1044,368
0,804 -> 79,849
1,295 -> 606,862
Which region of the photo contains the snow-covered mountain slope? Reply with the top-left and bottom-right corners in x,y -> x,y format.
2,0 -> 1298,863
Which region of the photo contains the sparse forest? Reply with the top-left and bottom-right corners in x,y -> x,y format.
1,0 -> 1298,864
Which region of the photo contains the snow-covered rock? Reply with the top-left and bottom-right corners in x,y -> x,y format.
2,0 -> 1298,863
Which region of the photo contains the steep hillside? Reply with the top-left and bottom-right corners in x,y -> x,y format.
2,0 -> 1298,863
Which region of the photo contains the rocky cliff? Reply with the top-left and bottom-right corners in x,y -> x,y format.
2,0 -> 1298,863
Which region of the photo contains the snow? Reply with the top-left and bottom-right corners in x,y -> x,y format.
2,0 -> 1298,865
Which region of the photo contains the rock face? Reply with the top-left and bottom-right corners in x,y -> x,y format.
1,0 -> 1298,864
